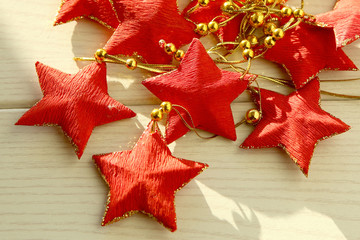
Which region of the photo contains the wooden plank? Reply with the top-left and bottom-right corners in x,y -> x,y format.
1,102 -> 359,239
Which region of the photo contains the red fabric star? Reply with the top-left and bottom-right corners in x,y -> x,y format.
93,122 -> 208,231
240,79 -> 350,176
263,22 -> 357,89
316,0 -> 360,47
142,39 -> 254,143
104,0 -> 197,64
54,0 -> 120,29
16,62 -> 136,158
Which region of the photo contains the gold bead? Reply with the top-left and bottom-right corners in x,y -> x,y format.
174,49 -> 185,61
208,21 -> 219,33
263,22 -> 277,35
151,108 -> 163,121
272,28 -> 284,40
160,102 -> 172,113
94,49 -> 107,61
281,7 -> 292,17
164,43 -> 177,55
249,12 -> 265,28
198,0 -> 210,7
266,0 -> 276,4
239,40 -> 251,50
293,8 -> 305,18
196,23 -> 208,35
245,109 -> 261,124
222,2 -> 235,13
159,39 -> 166,48
264,36 -> 276,48
247,35 -> 259,47
242,49 -> 254,60
125,58 -> 137,70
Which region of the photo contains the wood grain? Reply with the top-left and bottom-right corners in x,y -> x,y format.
0,0 -> 359,239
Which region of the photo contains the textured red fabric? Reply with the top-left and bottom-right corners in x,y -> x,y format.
15,62 -> 136,158
93,122 -> 208,231
316,0 -> 360,47
54,0 -> 120,29
142,39 -> 254,143
104,0 -> 197,64
240,79 -> 350,176
263,22 -> 357,89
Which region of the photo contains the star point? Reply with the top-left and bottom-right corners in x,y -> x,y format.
316,0 -> 360,47
54,0 -> 120,29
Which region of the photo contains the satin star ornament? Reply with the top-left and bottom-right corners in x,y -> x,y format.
93,122 -> 208,231
263,22 -> 357,89
316,0 -> 360,47
54,0 -> 120,29
16,62 -> 136,158
240,79 -> 350,176
143,39 -> 254,143
104,0 -> 197,64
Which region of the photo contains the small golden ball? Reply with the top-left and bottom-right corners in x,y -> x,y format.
160,102 -> 172,113
293,8 -> 305,18
164,43 -> 177,55
266,0 -> 275,4
198,0 -> 210,7
94,49 -> 107,61
263,22 -> 277,35
272,28 -> 284,40
239,40 -> 251,50
196,23 -> 208,35
125,58 -> 137,70
245,109 -> 261,124
208,21 -> 219,33
264,36 -> 276,48
281,7 -> 292,17
174,49 -> 185,61
151,108 -> 163,121
222,2 -> 235,13
249,12 -> 265,28
247,35 -> 259,47
242,49 -> 254,60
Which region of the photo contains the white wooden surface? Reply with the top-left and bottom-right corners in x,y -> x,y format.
1,0 -> 360,239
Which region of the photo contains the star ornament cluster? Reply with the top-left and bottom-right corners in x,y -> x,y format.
16,62 -> 135,158
241,79 -> 350,176
93,122 -> 208,231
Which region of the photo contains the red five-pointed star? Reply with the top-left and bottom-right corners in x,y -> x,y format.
263,22 -> 357,89
104,0 -> 197,64
142,39 -> 254,143
93,122 -> 208,231
16,62 -> 136,158
54,0 -> 120,29
240,79 -> 350,176
316,0 -> 360,47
